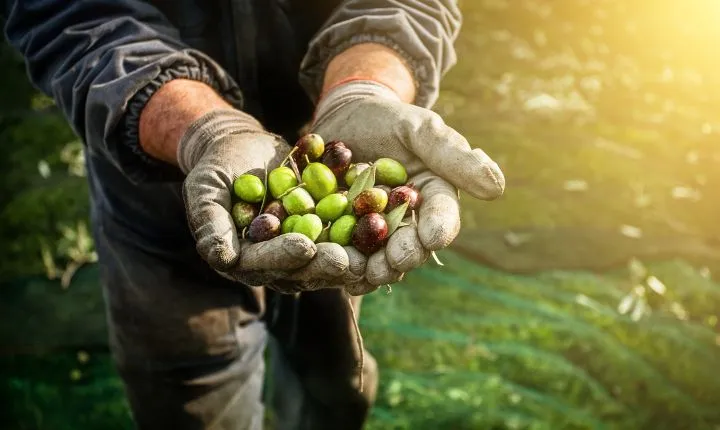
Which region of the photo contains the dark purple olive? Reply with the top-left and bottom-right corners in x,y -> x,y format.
387,183 -> 422,212
263,200 -> 288,222
321,143 -> 353,182
324,140 -> 346,152
352,213 -> 388,255
248,214 -> 281,243
353,188 -> 388,217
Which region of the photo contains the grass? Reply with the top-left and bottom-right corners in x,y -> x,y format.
1,253 -> 719,429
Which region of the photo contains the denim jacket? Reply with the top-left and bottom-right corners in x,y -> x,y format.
2,0 -> 461,184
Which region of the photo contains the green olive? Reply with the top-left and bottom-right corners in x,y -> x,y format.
302,162 -> 338,201
268,166 -> 298,199
374,158 -> 408,187
292,214 -> 323,242
295,133 -> 325,161
281,188 -> 315,215
344,163 -> 371,187
233,174 -> 265,203
329,214 -> 357,246
315,193 -> 349,223
352,187 -> 389,216
231,201 -> 258,229
281,214 -> 302,234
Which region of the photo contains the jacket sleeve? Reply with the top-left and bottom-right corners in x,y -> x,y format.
298,0 -> 462,109
2,0 -> 243,183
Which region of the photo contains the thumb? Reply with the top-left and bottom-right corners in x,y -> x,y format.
405,106 -> 505,200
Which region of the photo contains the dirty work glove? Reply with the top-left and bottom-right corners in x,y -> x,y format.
178,109 -> 350,290
311,81 -> 505,294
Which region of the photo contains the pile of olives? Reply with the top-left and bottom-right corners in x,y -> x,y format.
231,134 -> 421,256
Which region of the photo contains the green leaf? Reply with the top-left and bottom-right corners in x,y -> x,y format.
384,201 -> 409,236
347,164 -> 376,201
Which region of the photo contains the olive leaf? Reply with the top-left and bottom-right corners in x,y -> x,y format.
347,164 -> 376,201
384,202 -> 409,236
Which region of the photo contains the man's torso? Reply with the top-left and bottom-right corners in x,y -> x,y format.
88,0 -> 342,261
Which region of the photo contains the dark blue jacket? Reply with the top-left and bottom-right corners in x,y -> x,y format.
2,0 -> 461,179
2,0 -> 460,256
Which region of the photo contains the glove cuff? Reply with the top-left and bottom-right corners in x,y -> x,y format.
313,80 -> 402,127
177,109 -> 265,174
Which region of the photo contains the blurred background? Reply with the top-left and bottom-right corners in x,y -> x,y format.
2,0 -> 720,429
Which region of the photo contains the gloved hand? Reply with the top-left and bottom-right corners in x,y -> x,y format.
310,80 -> 505,295
178,109 -> 350,291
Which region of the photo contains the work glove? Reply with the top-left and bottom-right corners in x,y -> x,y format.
178,109 -> 350,291
310,80 -> 505,295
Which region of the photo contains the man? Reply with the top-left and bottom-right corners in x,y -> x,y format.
2,1 -> 504,429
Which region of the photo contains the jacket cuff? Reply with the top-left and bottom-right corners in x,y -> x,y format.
120,52 -> 244,183
177,109 -> 264,174
299,9 -> 459,110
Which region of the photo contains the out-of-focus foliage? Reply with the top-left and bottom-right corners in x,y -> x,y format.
445,0 -> 720,273
0,44 -> 92,281
362,253 -> 720,430
0,351 -> 133,430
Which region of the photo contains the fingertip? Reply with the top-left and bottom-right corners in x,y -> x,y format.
193,221 -> 241,271
277,233 -> 317,261
366,251 -> 403,286
315,242 -> 350,277
418,191 -> 461,251
344,246 -> 368,276
418,216 -> 460,251
386,226 -> 430,272
465,148 -> 505,200
345,281 -> 381,296
239,233 -> 316,272
287,242 -> 350,286
201,242 -> 239,272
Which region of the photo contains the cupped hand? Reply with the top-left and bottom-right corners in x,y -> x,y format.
310,81 -> 505,294
179,110 -> 351,291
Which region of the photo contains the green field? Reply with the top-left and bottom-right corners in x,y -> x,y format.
2,1 -> 720,429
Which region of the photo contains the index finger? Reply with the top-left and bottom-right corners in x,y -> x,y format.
412,172 -> 462,251
183,167 -> 245,272
184,167 -> 316,277
404,106 -> 505,200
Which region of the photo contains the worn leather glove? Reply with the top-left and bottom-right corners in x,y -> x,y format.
310,80 -> 505,294
178,109 -> 350,290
